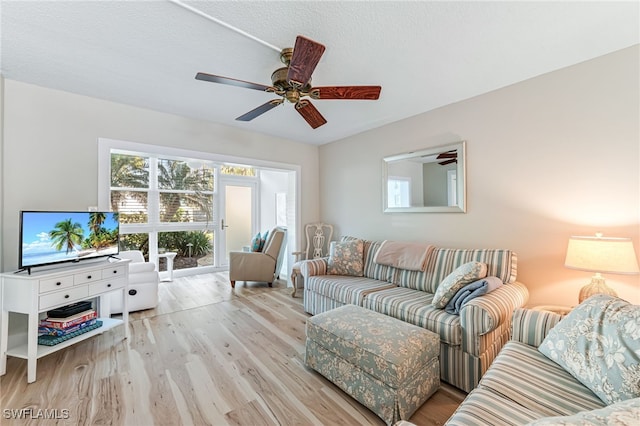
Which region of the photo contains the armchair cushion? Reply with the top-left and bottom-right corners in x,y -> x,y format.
128,262 -> 155,274
539,294 -> 640,405
525,397 -> 640,426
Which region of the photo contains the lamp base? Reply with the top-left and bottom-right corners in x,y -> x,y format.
578,274 -> 617,304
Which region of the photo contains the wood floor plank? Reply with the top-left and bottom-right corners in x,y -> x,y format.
0,272 -> 464,425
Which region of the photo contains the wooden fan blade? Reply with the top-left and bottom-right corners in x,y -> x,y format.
287,36 -> 326,88
436,151 -> 457,159
438,159 -> 457,166
236,99 -> 283,121
295,100 -> 327,129
196,72 -> 274,92
310,86 -> 381,100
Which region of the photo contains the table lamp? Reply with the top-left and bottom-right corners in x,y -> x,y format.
564,233 -> 639,303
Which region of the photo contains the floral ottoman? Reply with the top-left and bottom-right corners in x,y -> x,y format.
305,304 -> 440,425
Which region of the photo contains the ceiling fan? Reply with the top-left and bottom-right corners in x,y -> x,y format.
195,35 -> 382,129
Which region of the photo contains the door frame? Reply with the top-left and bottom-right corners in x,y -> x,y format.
217,176 -> 259,268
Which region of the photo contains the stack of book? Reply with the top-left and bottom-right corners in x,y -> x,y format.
38,301 -> 103,346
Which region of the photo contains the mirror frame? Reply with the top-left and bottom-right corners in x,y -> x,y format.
383,141 -> 467,213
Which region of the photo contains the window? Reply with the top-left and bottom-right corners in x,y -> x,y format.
109,152 -> 216,273
387,177 -> 411,208
98,138 -> 300,279
157,158 -> 214,223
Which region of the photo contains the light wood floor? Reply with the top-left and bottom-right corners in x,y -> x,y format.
0,273 -> 465,425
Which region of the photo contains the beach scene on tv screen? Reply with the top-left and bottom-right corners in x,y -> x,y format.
21,212 -> 119,267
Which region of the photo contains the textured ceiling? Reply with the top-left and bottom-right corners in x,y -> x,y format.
1,1 -> 638,145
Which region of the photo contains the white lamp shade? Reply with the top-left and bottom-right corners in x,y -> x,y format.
565,235 -> 640,274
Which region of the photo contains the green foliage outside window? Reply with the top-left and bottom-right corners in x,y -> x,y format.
220,165 -> 256,176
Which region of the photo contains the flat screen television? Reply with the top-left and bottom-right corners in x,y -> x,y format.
19,211 -> 120,272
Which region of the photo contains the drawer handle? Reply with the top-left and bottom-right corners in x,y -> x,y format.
64,294 -> 70,299
56,282 -> 62,286
107,283 -> 112,288
113,270 -> 118,274
87,275 -> 92,279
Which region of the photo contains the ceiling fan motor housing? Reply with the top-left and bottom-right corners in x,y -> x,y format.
271,66 -> 311,103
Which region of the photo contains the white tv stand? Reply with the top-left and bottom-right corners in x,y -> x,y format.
0,259 -> 130,383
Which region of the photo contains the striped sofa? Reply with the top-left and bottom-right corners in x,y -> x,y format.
445,308 -> 609,425
301,237 -> 529,392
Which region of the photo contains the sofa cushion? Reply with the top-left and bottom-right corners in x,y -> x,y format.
392,268 -> 430,292
327,239 -> 364,276
432,261 -> 488,309
480,341 -> 605,417
341,236 -> 395,282
525,397 -> 640,426
363,286 -> 462,346
538,294 -> 640,405
305,275 -> 397,307
426,248 -> 517,293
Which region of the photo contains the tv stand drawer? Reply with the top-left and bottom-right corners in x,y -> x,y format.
88,279 -> 125,296
39,276 -> 74,293
39,286 -> 90,310
104,265 -> 126,278
74,270 -> 103,284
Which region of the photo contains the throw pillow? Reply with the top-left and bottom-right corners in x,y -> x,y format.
538,294 -> 640,405
250,233 -> 262,252
259,230 -> 269,251
431,261 -> 488,309
524,397 -> 640,426
327,239 -> 364,276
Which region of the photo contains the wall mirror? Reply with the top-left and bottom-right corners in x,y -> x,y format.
383,141 -> 466,213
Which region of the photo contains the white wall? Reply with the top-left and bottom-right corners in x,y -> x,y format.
1,80 -> 320,271
319,46 -> 640,306
0,75 -> 4,271
259,169 -> 289,230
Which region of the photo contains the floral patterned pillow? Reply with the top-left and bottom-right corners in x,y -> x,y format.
538,294 -> 640,405
432,261 -> 487,308
327,239 -> 364,276
525,397 -> 640,425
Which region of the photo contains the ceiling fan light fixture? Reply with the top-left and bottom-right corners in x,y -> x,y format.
285,90 -> 300,104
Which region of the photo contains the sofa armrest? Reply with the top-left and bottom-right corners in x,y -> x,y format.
460,281 -> 529,355
300,257 -> 328,278
511,307 -> 562,347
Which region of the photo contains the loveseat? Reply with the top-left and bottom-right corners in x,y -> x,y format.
445,295 -> 640,425
300,237 -> 529,392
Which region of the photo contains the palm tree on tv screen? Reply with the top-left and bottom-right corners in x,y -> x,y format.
88,212 -> 106,234
49,219 -> 84,254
